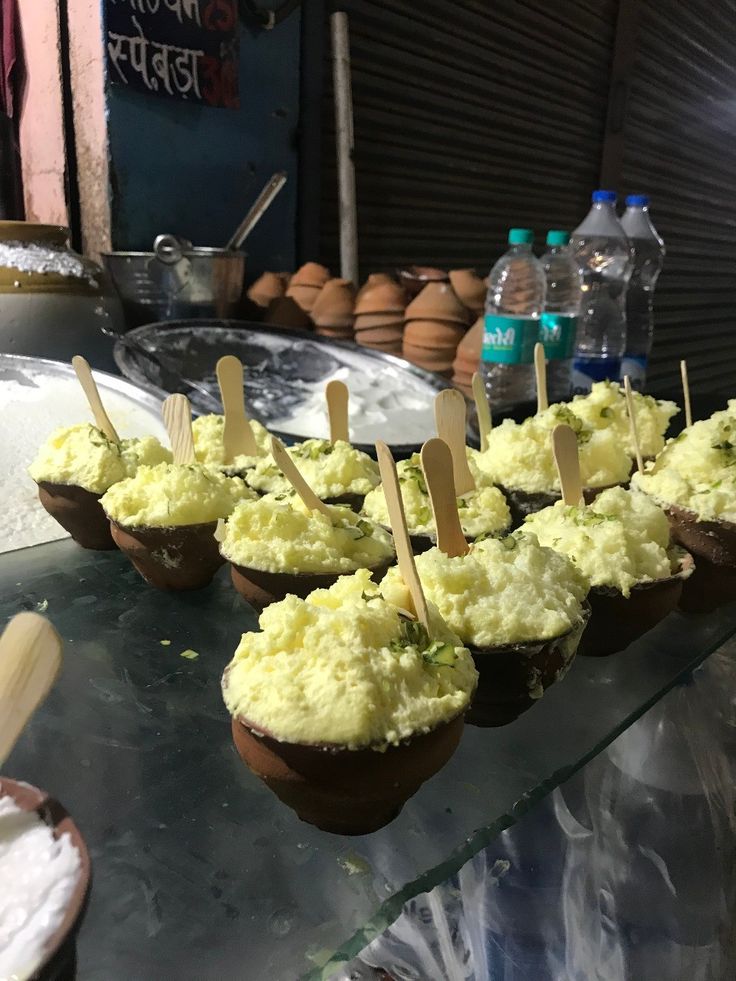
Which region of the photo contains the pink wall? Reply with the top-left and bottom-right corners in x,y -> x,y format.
16,0 -> 68,226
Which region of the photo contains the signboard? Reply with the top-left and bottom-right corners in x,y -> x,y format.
105,0 -> 240,108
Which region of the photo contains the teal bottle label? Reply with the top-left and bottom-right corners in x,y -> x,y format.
481,315 -> 538,365
539,313 -> 577,360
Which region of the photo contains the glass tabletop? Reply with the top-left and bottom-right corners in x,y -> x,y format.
2,539 -> 734,980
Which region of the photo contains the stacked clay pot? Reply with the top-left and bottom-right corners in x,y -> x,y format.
264,262 -> 330,329
353,274 -> 407,355
452,316 -> 483,395
311,278 -> 356,341
449,269 -> 487,319
403,282 -> 472,377
398,265 -> 449,298
247,271 -> 288,310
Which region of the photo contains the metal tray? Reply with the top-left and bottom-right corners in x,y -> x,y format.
113,319 -> 454,456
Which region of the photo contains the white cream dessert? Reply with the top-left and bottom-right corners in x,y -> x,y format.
0,795 -> 81,980
246,438 -> 380,500
28,423 -> 171,494
380,533 -> 588,649
524,486 -> 682,596
101,462 -> 253,527
570,381 -> 678,459
362,451 -> 510,539
475,404 -> 632,494
216,493 -> 394,573
633,405 -> 736,523
222,568 -> 477,749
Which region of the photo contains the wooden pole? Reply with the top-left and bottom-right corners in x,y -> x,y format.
331,12 -> 359,285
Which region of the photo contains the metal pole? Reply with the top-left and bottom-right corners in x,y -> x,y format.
330,11 -> 359,284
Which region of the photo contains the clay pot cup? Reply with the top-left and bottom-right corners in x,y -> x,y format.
0,778 -> 91,980
36,481 -> 116,550
665,504 -> 736,612
229,555 -> 393,609
229,712 -> 465,835
466,606 -> 590,727
578,551 -> 694,657
109,519 -> 224,590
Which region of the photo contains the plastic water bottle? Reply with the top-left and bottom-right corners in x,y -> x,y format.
620,194 -> 665,389
570,190 -> 632,394
539,230 -> 582,402
481,228 -> 546,410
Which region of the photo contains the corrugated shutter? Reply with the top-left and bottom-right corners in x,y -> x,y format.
617,1 -> 736,394
320,0 -> 618,277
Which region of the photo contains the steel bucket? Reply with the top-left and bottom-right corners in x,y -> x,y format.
101,234 -> 246,329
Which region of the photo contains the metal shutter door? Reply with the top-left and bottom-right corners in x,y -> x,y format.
618,1 -> 736,393
320,1 -> 618,278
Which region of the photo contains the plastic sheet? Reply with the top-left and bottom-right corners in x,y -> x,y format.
336,644 -> 736,981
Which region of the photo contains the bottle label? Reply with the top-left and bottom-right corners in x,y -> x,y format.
620,355 -> 647,390
572,356 -> 622,395
540,313 -> 577,360
481,315 -> 538,365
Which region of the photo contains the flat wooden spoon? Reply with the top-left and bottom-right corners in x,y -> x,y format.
421,438 -> 469,558
216,355 -> 259,461
270,436 -> 331,517
0,613 -> 62,766
551,424 -> 583,506
376,440 -> 430,630
471,371 -> 492,452
434,389 -> 475,495
325,380 -> 349,443
72,355 -> 120,442
534,342 -> 548,413
623,375 -> 644,474
162,393 -> 196,465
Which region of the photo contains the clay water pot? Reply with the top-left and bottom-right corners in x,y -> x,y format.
664,504 -> 736,612
36,481 -> 116,550
0,777 -> 91,981
109,519 -> 224,590
579,551 -> 694,657
466,606 -> 590,727
229,712 -> 465,835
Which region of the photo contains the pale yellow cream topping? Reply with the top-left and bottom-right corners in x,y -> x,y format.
247,438 -> 379,499
28,423 -> 171,494
192,414 -> 271,471
570,381 -> 678,458
221,569 -> 477,748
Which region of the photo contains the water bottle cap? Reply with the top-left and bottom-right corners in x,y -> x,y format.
592,189 -> 617,203
508,228 -> 534,245
546,230 -> 570,246
626,193 -> 650,207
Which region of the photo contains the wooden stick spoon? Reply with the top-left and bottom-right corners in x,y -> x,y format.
376,440 -> 430,630
270,436 -> 332,517
534,342 -> 548,413
0,613 -> 62,766
551,424 -> 584,506
72,355 -> 120,442
623,375 -> 644,474
421,438 -> 469,558
434,389 -> 475,495
216,355 -> 258,461
325,380 -> 349,443
471,371 -> 492,452
162,394 -> 196,465
680,359 -> 693,429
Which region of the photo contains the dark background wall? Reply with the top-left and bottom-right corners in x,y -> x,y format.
315,0 -> 736,393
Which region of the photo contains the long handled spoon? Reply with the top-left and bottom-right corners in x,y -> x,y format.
325,380 -> 350,443
534,343 -> 548,414
551,424 -> 584,506
434,389 -> 475,495
376,440 -> 430,630
680,359 -> 693,429
216,356 -> 259,461
421,438 -> 469,558
623,375 -> 644,474
471,371 -> 492,452
0,613 -> 62,766
162,394 -> 196,465
270,436 -> 332,517
72,355 -> 120,442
